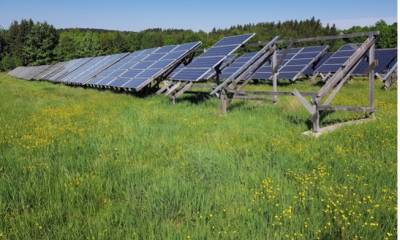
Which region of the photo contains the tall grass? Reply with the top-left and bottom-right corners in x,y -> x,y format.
0,73 -> 396,239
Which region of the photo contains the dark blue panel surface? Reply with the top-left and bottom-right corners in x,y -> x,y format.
92,41 -> 201,90
136,68 -> 161,78
280,65 -> 305,72
202,45 -> 239,57
304,53 -> 332,75
143,53 -> 166,61
325,57 -> 349,64
220,52 -> 257,79
170,34 -> 255,82
289,59 -> 313,65
353,48 -> 397,75
314,44 -> 357,74
213,34 -> 255,47
150,60 -> 174,69
294,52 -> 321,59
49,57 -> 92,82
317,65 -> 342,73
253,45 -> 327,80
121,69 -> 144,78
171,68 -> 209,80
154,45 -> 177,53
61,53 -> 127,84
189,57 -> 222,67
108,76 -> 130,87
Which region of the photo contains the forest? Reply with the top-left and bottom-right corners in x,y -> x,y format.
0,17 -> 397,71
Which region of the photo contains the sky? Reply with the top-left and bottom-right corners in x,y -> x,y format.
0,0 -> 397,31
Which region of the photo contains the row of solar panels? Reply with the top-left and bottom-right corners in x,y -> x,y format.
8,33 -> 398,90
221,45 -> 397,81
8,41 -> 203,91
7,34 -> 257,90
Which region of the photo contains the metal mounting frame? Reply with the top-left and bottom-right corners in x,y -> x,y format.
293,32 -> 378,132
212,31 -> 380,134
376,62 -> 397,90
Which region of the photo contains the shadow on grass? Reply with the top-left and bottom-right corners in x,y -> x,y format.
286,110 -> 371,130
176,93 -> 211,105
252,79 -> 296,87
66,84 -> 160,99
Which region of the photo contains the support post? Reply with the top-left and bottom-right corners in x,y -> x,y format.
368,36 -> 375,115
311,110 -> 320,132
272,46 -> 278,103
311,97 -> 320,132
220,89 -> 228,114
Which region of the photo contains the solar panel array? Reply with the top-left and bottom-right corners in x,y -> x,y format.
170,34 -> 255,82
49,57 -> 93,82
61,53 -> 129,84
314,44 -> 357,74
7,41 -> 202,92
89,41 -> 201,90
252,46 -> 328,80
34,62 -> 67,80
7,34 -> 395,96
352,48 -> 397,75
8,67 -> 27,78
89,49 -> 156,87
8,65 -> 51,80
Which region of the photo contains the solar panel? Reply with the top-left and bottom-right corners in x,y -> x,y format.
314,44 -> 357,74
48,57 -> 93,82
89,41 -> 201,90
276,46 -> 328,80
8,66 -> 26,78
91,48 -> 156,87
19,66 -> 38,79
11,67 -> 28,79
352,48 -> 397,75
220,52 -> 257,79
61,53 -> 128,84
36,62 -> 67,80
252,50 -> 295,80
170,34 -> 255,82
252,46 -> 328,80
305,52 -> 332,74
25,65 -> 52,80
8,66 -> 46,80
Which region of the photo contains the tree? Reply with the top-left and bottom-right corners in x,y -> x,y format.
374,20 -> 397,48
77,32 -> 101,57
6,19 -> 34,65
0,17 -> 397,69
22,22 -> 58,65
55,33 -> 78,61
0,54 -> 21,71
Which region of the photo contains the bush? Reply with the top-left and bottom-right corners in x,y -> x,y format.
0,54 -> 22,71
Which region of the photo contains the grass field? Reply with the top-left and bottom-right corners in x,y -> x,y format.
0,72 -> 396,239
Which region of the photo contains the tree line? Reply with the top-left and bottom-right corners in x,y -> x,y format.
0,17 -> 397,71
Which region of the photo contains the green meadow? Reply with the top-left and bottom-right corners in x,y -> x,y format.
0,73 -> 396,239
